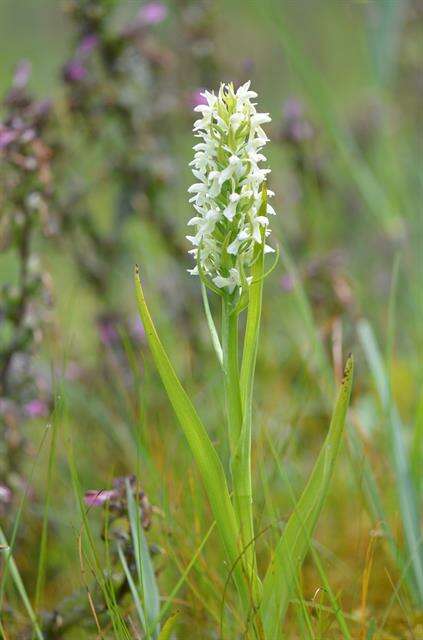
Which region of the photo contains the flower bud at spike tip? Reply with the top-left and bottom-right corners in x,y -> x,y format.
187,81 -> 276,295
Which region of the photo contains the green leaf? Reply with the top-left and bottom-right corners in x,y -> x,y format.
261,355 -> 354,638
133,267 -> 250,613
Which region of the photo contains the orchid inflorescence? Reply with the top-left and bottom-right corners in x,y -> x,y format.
187,81 -> 276,295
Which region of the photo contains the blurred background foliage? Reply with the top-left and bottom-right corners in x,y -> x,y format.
0,0 -> 422,638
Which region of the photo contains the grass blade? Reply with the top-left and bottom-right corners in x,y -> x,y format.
265,0 -> 402,235
261,355 -> 353,638
278,243 -> 406,585
358,319 -> 423,603
67,440 -> 132,639
366,0 -> 408,87
34,387 -> 62,612
347,429 -> 407,577
125,478 -> 160,639
159,522 -> 215,624
265,431 -> 352,640
411,389 -> 423,497
117,543 -> 147,633
0,527 -> 44,640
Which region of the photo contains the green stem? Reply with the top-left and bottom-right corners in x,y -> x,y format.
239,245 -> 266,614
222,295 -> 243,457
221,295 -> 262,623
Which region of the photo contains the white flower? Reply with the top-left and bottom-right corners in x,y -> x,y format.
227,229 -> 250,255
223,192 -> 241,221
187,81 -> 276,294
213,268 -> 241,294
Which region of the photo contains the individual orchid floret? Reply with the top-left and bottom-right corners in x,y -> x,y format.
186,81 -> 275,295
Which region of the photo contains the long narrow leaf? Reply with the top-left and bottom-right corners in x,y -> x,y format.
261,355 -> 353,638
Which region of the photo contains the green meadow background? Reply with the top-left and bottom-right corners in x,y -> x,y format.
0,0 -> 422,638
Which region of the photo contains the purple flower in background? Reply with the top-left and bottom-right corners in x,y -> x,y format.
63,60 -> 87,84
283,97 -> 304,120
242,58 -> 255,75
282,97 -> 313,143
0,484 -> 12,504
188,88 -> 208,109
84,489 -> 117,506
98,318 -> 119,346
77,34 -> 99,56
132,316 -> 145,341
137,2 -> 167,26
30,99 -> 53,122
280,273 -> 295,292
0,126 -> 17,149
65,361 -> 83,381
290,121 -> 313,142
13,60 -> 31,89
24,399 -> 48,418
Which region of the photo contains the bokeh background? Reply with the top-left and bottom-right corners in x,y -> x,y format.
0,0 -> 422,638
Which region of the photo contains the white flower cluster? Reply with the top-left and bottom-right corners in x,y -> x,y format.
187,81 -> 275,294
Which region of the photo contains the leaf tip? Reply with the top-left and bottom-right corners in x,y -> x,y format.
342,353 -> 354,385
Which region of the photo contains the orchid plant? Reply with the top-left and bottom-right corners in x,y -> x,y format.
135,82 -> 353,638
